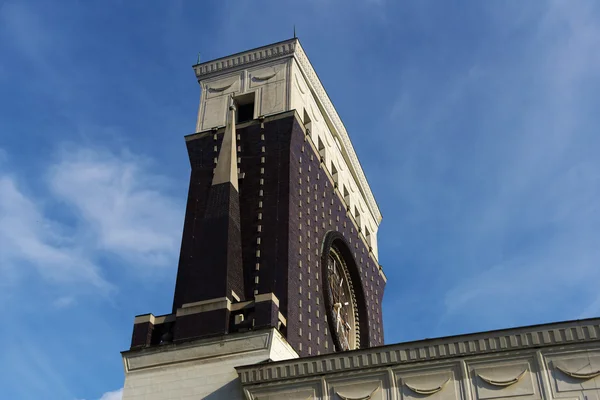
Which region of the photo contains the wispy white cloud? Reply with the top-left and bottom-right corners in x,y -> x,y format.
98,388 -> 123,400
53,296 -> 77,309
0,1 -> 73,100
0,144 -> 182,296
0,1 -> 57,61
76,387 -> 123,400
0,174 -> 110,290
444,0 -> 600,320
444,229 -> 600,323
382,0 -> 600,335
48,146 -> 182,268
5,337 -> 75,399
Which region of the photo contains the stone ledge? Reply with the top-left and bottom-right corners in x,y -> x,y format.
176,297 -> 231,317
123,329 -> 275,372
184,110 -> 297,142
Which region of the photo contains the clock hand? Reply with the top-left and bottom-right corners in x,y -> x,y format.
333,303 -> 342,333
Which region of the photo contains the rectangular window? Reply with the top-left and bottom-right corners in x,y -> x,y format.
233,93 -> 255,123
303,109 -> 312,133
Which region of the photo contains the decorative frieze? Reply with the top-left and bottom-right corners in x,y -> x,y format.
239,322 -> 600,400
194,40 -> 297,78
237,318 -> 600,385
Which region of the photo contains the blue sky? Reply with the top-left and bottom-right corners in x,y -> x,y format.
1,1 -> 599,399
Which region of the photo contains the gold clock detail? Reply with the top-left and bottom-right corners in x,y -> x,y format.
327,248 -> 357,350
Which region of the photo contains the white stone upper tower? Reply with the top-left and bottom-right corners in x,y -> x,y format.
194,38 -> 382,259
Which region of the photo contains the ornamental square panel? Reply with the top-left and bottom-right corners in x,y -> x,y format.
467,357 -> 540,400
326,372 -> 390,400
395,363 -> 462,400
259,81 -> 286,116
245,380 -> 322,400
248,61 -> 288,87
204,74 -> 242,99
544,348 -> 600,400
201,95 -> 230,131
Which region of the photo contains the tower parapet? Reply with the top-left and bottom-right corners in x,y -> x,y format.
194,38 -> 382,259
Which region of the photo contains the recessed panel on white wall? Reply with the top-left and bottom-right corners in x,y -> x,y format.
468,358 -> 540,400
245,381 -> 321,400
201,95 -> 229,131
259,81 -> 286,116
200,74 -> 242,130
205,75 -> 241,99
545,350 -> 600,400
327,373 -> 389,400
249,62 -> 287,87
396,364 -> 461,400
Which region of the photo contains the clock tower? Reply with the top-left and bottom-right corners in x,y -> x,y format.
121,38 -> 386,399
120,37 -> 600,400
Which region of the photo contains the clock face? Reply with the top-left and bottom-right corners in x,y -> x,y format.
326,248 -> 358,351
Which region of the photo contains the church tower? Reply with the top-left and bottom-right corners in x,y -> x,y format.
121,38 -> 386,399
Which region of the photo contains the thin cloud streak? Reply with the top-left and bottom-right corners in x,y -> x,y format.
1,0 -> 599,397
48,147 -> 183,268
0,144 -> 183,295
381,0 -> 600,337
0,174 -> 110,291
446,0 -> 600,322
98,388 -> 123,400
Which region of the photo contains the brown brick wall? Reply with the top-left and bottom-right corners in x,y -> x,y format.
285,113 -> 385,356
168,111 -> 385,354
174,308 -> 231,341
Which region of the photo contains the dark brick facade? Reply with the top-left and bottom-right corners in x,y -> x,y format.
286,114 -> 385,356
172,181 -> 244,312
130,111 -> 385,355
130,320 -> 154,349
174,308 -> 231,340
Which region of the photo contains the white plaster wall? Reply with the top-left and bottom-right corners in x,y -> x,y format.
196,60 -> 290,132
123,352 -> 259,400
197,73 -> 241,132
122,330 -> 298,400
248,61 -> 288,117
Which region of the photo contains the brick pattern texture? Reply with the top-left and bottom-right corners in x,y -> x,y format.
171,112 -> 385,356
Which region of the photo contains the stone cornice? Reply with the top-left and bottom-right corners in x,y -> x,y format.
236,318 -> 600,385
193,39 -> 297,79
193,38 -> 382,224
